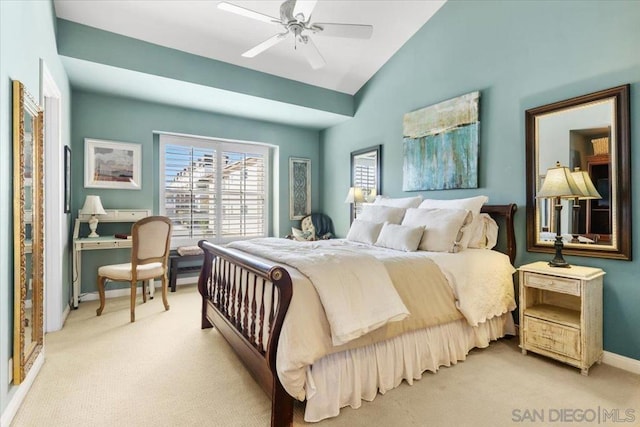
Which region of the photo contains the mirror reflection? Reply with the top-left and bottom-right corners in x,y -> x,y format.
350,145 -> 381,221
526,85 -> 631,260
13,80 -> 44,384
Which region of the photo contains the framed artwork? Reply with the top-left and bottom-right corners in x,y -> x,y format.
402,91 -> 480,191
64,146 -> 71,213
84,138 -> 141,190
289,157 -> 311,220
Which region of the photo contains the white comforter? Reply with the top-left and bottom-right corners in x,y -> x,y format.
225,238 -> 516,402
227,239 -> 409,346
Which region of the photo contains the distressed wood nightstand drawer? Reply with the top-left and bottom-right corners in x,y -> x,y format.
524,317 -> 580,359
524,272 -> 580,296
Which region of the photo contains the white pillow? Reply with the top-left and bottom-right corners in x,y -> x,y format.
373,195 -> 423,209
346,220 -> 384,245
418,196 -> 489,248
374,222 -> 424,252
358,205 -> 406,224
467,213 -> 499,249
402,208 -> 472,252
291,227 -> 314,242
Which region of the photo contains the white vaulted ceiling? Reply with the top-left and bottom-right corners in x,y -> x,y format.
54,0 -> 446,128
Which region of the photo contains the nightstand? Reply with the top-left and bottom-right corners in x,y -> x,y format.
519,261 -> 605,375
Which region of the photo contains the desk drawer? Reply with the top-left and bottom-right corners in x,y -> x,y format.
524,272 -> 580,296
524,317 -> 580,359
79,240 -> 131,250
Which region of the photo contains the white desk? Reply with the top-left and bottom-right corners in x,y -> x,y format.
72,209 -> 150,308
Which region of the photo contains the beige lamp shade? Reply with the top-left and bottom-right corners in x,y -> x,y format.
81,195 -> 107,215
344,187 -> 365,204
571,168 -> 602,200
536,162 -> 583,199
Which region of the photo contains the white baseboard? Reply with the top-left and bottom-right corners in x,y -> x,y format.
602,351 -> 640,375
1,351 -> 45,427
79,277 -> 198,302
61,303 -> 71,326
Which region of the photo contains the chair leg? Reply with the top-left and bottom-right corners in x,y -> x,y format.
97,275 -> 106,316
130,281 -> 137,322
161,274 -> 170,311
142,280 -> 147,303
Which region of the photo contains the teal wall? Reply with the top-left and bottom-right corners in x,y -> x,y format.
320,0 -> 640,359
2,2 -> 640,420
71,90 -> 321,295
0,0 -> 71,416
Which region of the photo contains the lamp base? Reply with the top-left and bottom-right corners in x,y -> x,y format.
549,235 -> 571,268
88,216 -> 100,238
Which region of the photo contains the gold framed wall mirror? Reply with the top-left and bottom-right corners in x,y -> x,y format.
13,80 -> 44,384
525,84 -> 631,260
349,145 -> 382,222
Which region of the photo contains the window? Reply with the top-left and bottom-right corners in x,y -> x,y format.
159,134 -> 269,246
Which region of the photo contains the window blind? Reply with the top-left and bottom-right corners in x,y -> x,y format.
160,134 -> 269,246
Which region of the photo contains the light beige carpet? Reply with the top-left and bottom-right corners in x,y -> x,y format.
11,285 -> 639,427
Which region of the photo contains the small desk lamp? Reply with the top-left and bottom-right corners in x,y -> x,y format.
569,167 -> 602,243
536,162 -> 583,267
81,195 -> 107,238
344,187 -> 364,218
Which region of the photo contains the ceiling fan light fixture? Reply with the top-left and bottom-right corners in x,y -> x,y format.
219,0 -> 372,69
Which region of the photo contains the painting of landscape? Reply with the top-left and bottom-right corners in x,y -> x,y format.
402,91 -> 480,191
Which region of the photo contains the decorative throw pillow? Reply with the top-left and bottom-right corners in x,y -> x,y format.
177,245 -> 204,256
418,195 -> 489,249
374,222 -> 424,252
372,195 -> 423,209
467,213 -> 499,249
358,205 -> 406,224
402,208 -> 472,252
346,220 -> 384,245
291,227 -> 314,241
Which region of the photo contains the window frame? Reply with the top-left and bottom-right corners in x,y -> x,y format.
159,133 -> 270,248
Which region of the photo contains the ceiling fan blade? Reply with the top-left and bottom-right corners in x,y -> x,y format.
218,2 -> 278,25
292,0 -> 317,22
299,37 -> 325,70
242,33 -> 287,58
312,23 -> 373,39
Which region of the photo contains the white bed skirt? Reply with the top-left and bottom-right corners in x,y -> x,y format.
302,313 -> 515,422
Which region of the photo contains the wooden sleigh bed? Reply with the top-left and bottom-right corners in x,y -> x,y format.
197,204 -> 517,426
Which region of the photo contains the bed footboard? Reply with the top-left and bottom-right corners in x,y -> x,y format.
197,240 -> 294,427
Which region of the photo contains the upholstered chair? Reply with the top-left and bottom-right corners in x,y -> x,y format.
96,216 -> 172,322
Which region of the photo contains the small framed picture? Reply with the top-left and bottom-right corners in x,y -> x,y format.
289,157 -> 311,220
64,146 -> 71,213
84,138 -> 141,190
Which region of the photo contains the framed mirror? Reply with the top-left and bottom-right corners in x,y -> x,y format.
13,80 -> 44,384
350,145 -> 382,221
526,85 -> 631,260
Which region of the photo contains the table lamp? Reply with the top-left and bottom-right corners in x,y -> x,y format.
536,162 -> 583,267
81,195 -> 107,237
569,167 -> 602,243
344,187 -> 364,218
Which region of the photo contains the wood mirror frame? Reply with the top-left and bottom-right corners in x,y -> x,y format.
525,84 -> 631,260
350,145 -> 382,222
13,80 -> 44,384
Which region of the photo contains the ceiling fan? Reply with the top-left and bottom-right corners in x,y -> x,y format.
218,0 -> 373,69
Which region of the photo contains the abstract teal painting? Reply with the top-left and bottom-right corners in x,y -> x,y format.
402,91 -> 480,191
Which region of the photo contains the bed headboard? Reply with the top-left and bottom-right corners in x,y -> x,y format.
480,204 -> 517,264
